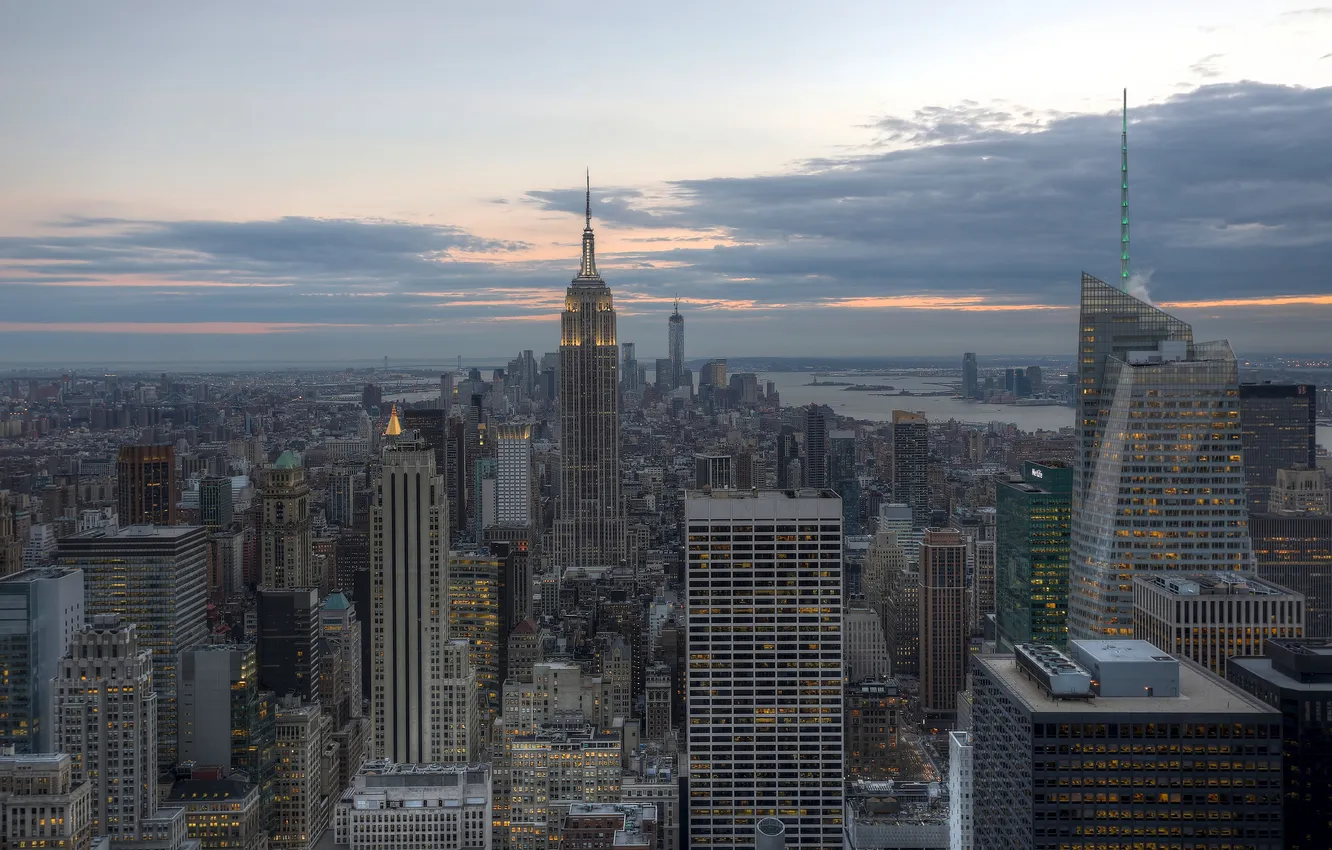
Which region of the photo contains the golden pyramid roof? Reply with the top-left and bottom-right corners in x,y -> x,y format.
384,404 -> 403,437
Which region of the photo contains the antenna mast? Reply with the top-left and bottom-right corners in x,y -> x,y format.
1120,88 -> 1130,285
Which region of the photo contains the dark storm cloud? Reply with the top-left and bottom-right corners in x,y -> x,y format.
578,82 -> 1332,308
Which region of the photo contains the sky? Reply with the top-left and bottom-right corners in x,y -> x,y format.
2,2 -> 1331,365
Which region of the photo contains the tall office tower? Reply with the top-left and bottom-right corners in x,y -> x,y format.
200,475 -> 234,532
0,491 -> 21,577
446,419 -> 469,536
320,592 -> 362,720
973,642 -> 1283,849
1239,383 -> 1317,514
449,550 -> 502,725
829,430 -> 858,534
653,358 -> 673,392
890,411 -> 929,528
555,178 -> 626,570
56,525 -> 208,770
803,404 -> 828,488
0,753 -> 93,850
1228,638 -> 1332,848
117,444 -> 177,525
621,342 -> 639,393
1070,296 -> 1252,638
1251,512 -> 1332,636
995,462 -> 1072,651
1133,573 -> 1304,676
335,762 -> 492,850
261,451 -> 314,589
918,528 -> 967,725
844,607 -> 890,682
371,437 -> 450,763
685,490 -> 843,849
0,567 -> 84,753
178,644 -> 276,819
775,425 -> 799,489
55,615 -> 166,842
402,408 -> 448,471
271,701 -> 333,850
1073,271 -> 1192,524
256,588 -> 322,702
694,454 -> 734,489
946,731 -> 973,850
668,298 -> 684,391
327,468 -> 356,528
496,424 -> 534,527
440,371 -> 454,414
961,352 -> 978,400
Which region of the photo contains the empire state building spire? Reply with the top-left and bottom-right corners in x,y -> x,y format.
576,170 -> 600,282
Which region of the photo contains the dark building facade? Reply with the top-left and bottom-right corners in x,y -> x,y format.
1240,383 -> 1317,514
996,462 -> 1072,650
255,587 -> 321,702
199,476 -> 233,532
962,352 -> 979,399
1251,513 -> 1332,637
1228,638 -> 1332,850
891,410 -> 929,528
974,644 -> 1284,850
803,404 -> 828,488
116,444 -> 176,526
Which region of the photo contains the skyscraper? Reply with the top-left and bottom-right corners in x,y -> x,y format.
685,489 -> 843,849
803,404 -> 828,488
116,444 -> 176,526
371,437 -> 451,763
1070,274 -> 1252,639
56,524 -> 208,770
495,423 -> 534,527
668,298 -> 684,391
621,342 -> 639,393
891,411 -> 929,528
555,177 -> 625,569
961,352 -> 978,400
200,475 -> 234,532
918,527 -> 967,725
995,462 -> 1072,650
261,451 -> 314,589
0,567 -> 84,754
1250,512 -> 1332,636
256,588 -> 322,702
1239,382 -> 1317,514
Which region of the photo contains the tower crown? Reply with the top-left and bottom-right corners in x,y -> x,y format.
575,170 -> 602,283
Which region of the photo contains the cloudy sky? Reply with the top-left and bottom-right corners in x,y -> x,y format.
2,2 -> 1331,365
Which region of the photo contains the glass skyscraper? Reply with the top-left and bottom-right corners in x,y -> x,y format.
1239,382 -> 1317,514
995,461 -> 1071,651
1070,280 -> 1253,638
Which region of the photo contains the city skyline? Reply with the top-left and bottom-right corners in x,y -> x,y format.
2,4 -> 1331,362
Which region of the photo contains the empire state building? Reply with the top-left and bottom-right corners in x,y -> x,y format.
554,176 -> 626,569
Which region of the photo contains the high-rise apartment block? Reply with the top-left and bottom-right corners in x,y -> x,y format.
0,567 -> 84,754
685,489 -> 843,849
995,462 -> 1072,650
891,411 -> 929,528
555,183 -> 626,570
117,444 -> 177,526
0,753 -> 93,850
56,524 -> 208,770
261,451 -> 314,589
973,641 -> 1283,849
1071,274 -> 1252,639
1239,382 -> 1316,514
1227,638 -> 1332,849
919,527 -> 967,725
371,437 -> 451,764
1133,573 -> 1303,676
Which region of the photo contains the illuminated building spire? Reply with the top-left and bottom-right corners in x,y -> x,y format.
1121,88 -> 1130,285
384,404 -> 402,437
576,170 -> 600,282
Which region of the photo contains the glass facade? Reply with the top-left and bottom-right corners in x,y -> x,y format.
995,462 -> 1072,651
1250,513 -> 1332,636
1239,383 -> 1317,514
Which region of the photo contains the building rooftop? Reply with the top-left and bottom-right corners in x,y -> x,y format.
272,450 -> 301,469
64,524 -> 205,542
1229,638 -> 1332,691
685,488 -> 841,501
976,653 -> 1275,715
165,778 -> 255,803
322,591 -> 350,611
1135,572 -> 1299,598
